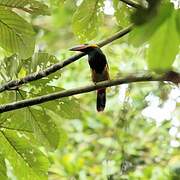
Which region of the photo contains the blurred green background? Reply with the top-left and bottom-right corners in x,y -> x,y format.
0,0 -> 179,179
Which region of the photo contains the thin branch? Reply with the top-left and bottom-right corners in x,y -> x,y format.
119,0 -> 143,9
1,72 -> 179,114
0,25 -> 133,93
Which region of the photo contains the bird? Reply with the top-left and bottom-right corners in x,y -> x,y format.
70,44 -> 110,111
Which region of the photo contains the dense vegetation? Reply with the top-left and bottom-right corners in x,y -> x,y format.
0,0 -> 179,179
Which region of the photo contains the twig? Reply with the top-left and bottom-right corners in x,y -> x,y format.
0,25 -> 133,93
1,73 -> 178,114
119,0 -> 143,9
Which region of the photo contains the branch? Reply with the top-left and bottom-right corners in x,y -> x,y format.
119,0 -> 143,9
1,72 -> 179,114
0,25 -> 133,93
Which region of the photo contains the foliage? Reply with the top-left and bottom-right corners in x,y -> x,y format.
72,0 -> 104,42
0,0 -> 179,179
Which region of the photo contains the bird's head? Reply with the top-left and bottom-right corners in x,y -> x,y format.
69,44 -> 99,53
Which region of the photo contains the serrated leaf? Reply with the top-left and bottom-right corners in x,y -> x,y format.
0,109 -> 34,133
113,0 -> 131,27
0,0 -> 50,15
42,86 -> 81,119
30,107 -> 60,150
72,0 -> 104,42
147,11 -> 180,70
0,131 -> 47,180
0,7 -> 35,59
26,84 -> 81,120
3,130 -> 50,178
129,3 -> 174,46
56,97 -> 81,119
43,97 -> 81,120
0,92 -> 60,150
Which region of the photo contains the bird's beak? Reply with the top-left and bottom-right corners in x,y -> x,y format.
69,44 -> 89,51
69,44 -> 99,51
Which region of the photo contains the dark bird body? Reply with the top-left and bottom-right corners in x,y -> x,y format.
70,44 -> 110,111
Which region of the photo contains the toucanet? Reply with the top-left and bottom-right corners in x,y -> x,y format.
70,44 -> 110,111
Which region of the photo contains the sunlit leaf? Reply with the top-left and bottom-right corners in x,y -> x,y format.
4,130 -> 49,178
0,91 -> 60,150
113,0 -> 131,27
0,0 -> 50,15
72,0 -> 104,42
26,84 -> 81,120
0,155 -> 7,179
147,11 -> 180,70
0,7 -> 35,59
175,9 -> 180,36
31,52 -> 58,72
0,131 -> 48,180
30,107 -> 60,150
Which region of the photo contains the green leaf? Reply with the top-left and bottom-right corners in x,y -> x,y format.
47,97 -> 81,119
27,84 -> 81,120
2,54 -> 21,79
0,130 -> 49,180
49,0 -> 66,6
31,52 -> 58,72
131,0 -> 162,25
0,7 -> 35,59
113,0 -> 131,27
0,91 -> 60,150
0,0 -> 50,15
0,109 -> 34,133
175,9 -> 180,37
30,107 -> 60,150
129,3 -> 174,46
4,130 -> 49,178
41,90 -> 81,120
0,155 -> 7,179
72,0 -> 104,42
147,11 -> 180,70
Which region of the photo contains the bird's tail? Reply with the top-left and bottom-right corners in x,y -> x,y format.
97,88 -> 106,112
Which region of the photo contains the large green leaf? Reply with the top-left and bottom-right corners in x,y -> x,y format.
28,83 -> 81,120
129,3 -> 174,46
0,109 -> 34,133
175,9 -> 180,36
0,7 -> 35,59
0,91 -> 60,150
113,0 -> 131,27
43,97 -> 81,120
147,10 -> 180,70
72,0 -> 104,41
30,107 -> 60,150
0,0 -> 50,15
0,130 -> 49,180
0,154 -> 7,179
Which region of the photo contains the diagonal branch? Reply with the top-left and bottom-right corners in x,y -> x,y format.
119,0 -> 143,9
0,25 -> 133,93
0,71 -> 179,114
